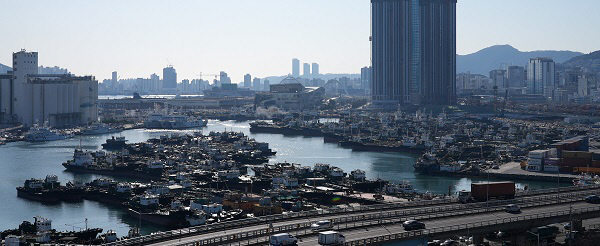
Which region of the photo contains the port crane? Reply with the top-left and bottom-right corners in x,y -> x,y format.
196,73 -> 227,81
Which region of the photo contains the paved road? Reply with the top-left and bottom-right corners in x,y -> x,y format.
143,188 -> 600,246
490,161 -> 578,178
296,201 -> 599,246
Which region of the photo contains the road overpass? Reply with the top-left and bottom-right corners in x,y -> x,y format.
104,185 -> 600,246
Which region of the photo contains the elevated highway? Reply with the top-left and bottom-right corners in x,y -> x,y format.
104,185 -> 600,246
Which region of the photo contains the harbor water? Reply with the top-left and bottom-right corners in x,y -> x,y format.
0,120 -> 568,236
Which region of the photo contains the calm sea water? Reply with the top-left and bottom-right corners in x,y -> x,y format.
0,120 -> 565,236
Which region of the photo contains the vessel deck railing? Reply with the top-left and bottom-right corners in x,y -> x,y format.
105,187 -> 598,246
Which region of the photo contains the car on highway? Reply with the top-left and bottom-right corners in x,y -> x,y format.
270,233 -> 298,246
585,195 -> 600,203
504,204 -> 520,213
311,220 -> 334,231
402,220 -> 425,230
440,239 -> 458,246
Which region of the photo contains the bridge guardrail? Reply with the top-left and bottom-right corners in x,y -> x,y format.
164,190 -> 594,246
105,185 -> 598,246
343,204 -> 600,245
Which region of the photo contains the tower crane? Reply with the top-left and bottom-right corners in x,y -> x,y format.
196,73 -> 227,80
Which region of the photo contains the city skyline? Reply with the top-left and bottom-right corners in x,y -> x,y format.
1,0 -> 599,83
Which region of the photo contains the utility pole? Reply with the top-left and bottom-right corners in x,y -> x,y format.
526,231 -> 540,246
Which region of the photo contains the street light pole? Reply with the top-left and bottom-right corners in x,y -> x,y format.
486,169 -> 490,209
526,231 -> 540,246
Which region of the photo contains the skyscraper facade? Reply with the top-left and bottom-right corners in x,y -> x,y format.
303,63 -> 311,78
527,58 -> 555,98
489,69 -> 507,89
371,0 -> 456,106
263,79 -> 270,91
162,66 -> 177,89
244,74 -> 252,88
506,66 -> 526,88
361,66 -> 372,90
220,71 -> 231,85
253,78 -> 261,91
311,63 -> 319,78
292,58 -> 300,78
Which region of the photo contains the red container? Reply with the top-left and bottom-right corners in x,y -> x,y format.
471,182 -> 515,201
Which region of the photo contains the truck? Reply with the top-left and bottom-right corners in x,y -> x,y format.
458,181 -> 515,203
318,231 -> 345,245
270,233 -> 298,246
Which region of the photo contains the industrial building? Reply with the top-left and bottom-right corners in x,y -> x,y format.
0,50 -> 98,127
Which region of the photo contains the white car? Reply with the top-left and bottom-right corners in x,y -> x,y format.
270,233 -> 298,246
311,220 -> 334,231
504,204 -> 520,213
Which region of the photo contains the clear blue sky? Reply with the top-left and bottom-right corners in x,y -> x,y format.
1,0 -> 598,82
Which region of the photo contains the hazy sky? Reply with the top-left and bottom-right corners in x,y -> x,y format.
1,0 -> 598,82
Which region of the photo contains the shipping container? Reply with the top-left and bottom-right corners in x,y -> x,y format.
593,160 -> 600,168
574,167 -> 600,174
548,148 -> 558,158
559,167 -> 573,173
561,151 -> 592,159
592,152 -> 600,161
527,158 -> 543,165
561,158 -> 591,167
527,164 -> 542,172
543,165 -> 559,172
529,150 -> 548,159
545,158 -> 560,165
471,182 -> 515,201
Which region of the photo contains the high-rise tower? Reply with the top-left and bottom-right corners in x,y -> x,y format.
292,58 -> 300,78
371,0 -> 456,106
162,66 -> 177,89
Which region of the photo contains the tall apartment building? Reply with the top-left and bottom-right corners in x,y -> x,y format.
489,69 -> 507,89
292,58 -> 300,78
303,63 -> 311,79
244,74 -> 252,88
506,66 -> 526,88
361,66 -> 372,91
162,66 -> 177,89
527,58 -> 555,99
311,63 -> 319,79
371,0 -> 456,106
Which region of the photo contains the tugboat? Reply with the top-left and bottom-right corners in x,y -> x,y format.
102,136 -> 128,150
0,217 -> 103,244
16,175 -> 62,203
413,152 -> 440,173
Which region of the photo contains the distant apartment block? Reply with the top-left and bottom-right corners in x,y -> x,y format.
162,66 -> 177,89
303,63 -> 311,79
527,58 -> 555,99
292,58 -> 300,78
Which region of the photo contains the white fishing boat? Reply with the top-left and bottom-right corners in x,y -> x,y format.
80,122 -> 121,135
144,106 -> 208,129
25,121 -> 74,142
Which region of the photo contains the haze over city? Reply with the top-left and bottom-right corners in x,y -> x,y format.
1,0 -> 598,82
3,0 -> 600,245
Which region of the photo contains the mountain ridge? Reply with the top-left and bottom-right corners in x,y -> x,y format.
457,45 -> 583,75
